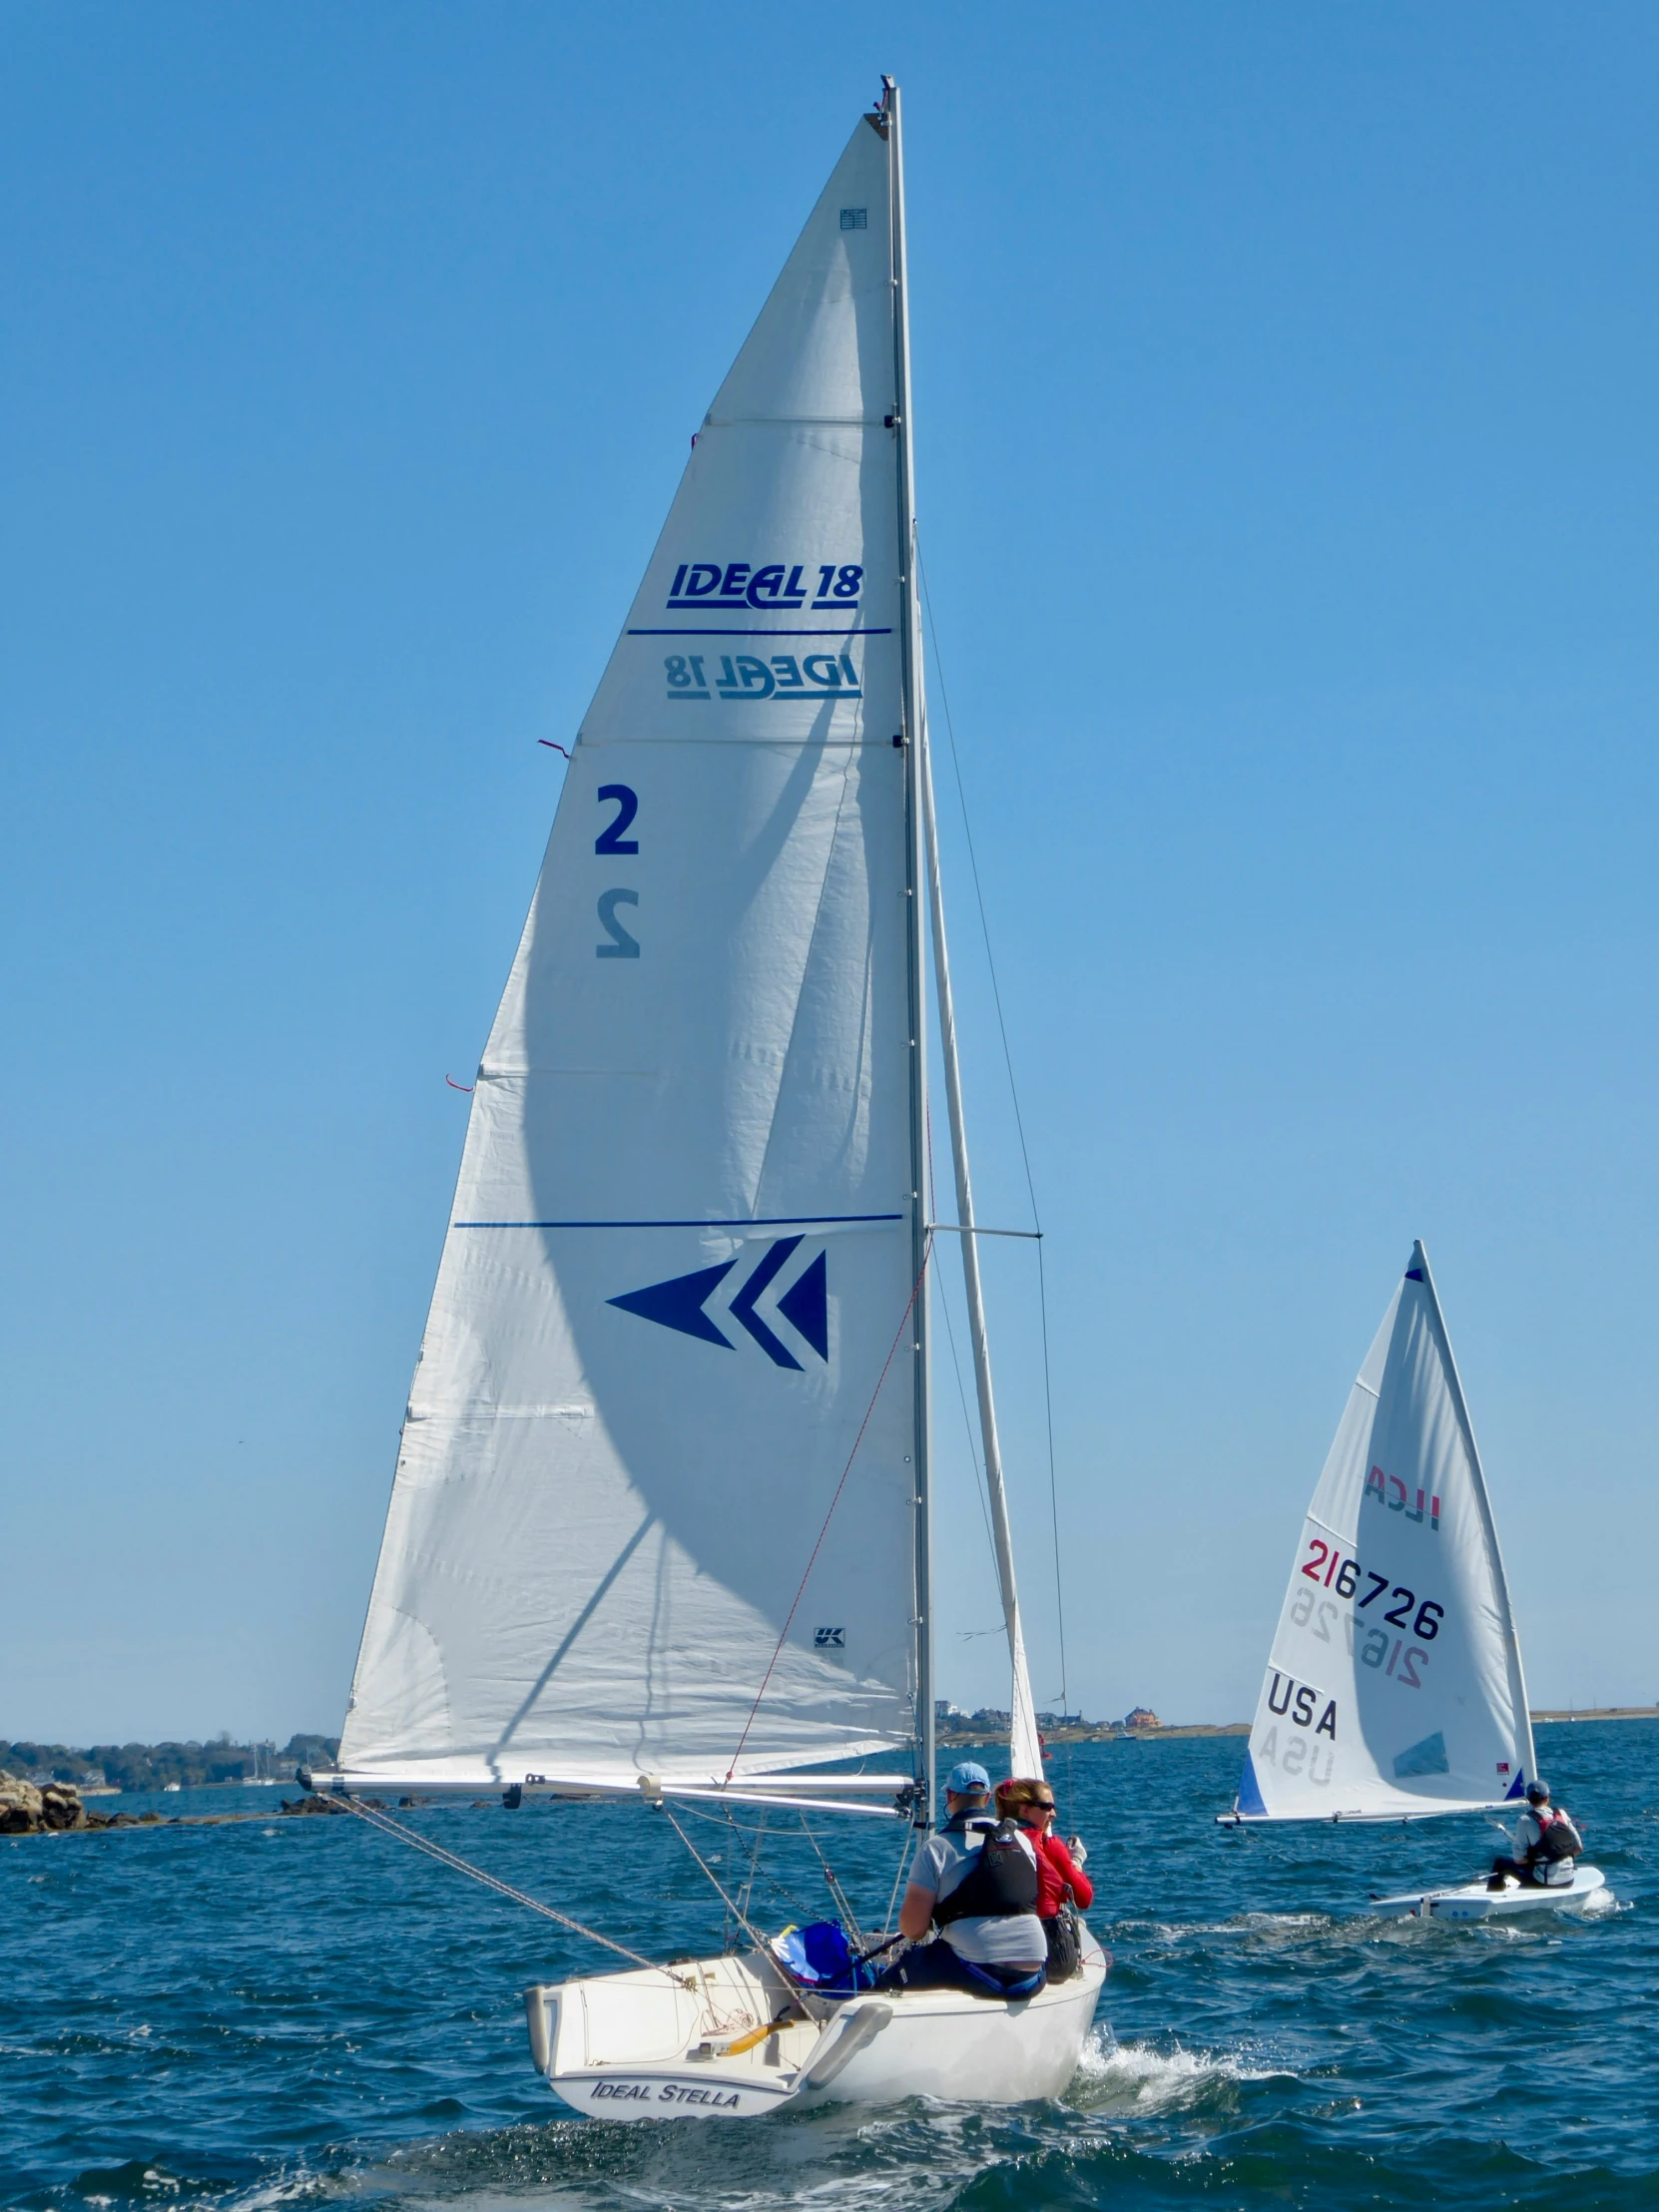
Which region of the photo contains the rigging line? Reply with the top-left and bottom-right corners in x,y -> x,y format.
918,534 -> 1073,1784
797,1813 -> 865,1949
332,1796 -> 665,1973
881,1830 -> 910,1938
939,1258 -> 998,1566
916,542 -> 1040,1234
737,1805 -> 768,1926
1038,1237 -> 1073,1809
723,1238 -> 936,1783
930,1097 -> 999,1566
660,1801 -> 775,1960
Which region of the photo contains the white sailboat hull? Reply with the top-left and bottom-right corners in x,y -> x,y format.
527,1931 -> 1107,2119
1372,1864 -> 1607,1921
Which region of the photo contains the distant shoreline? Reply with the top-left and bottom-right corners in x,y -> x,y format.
1529,1706 -> 1659,1724
941,1706 -> 1659,1749
940,1724 -> 1251,1746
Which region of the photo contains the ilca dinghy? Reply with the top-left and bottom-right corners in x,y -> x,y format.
305,79 -> 1106,2115
1221,1243 -> 1605,1921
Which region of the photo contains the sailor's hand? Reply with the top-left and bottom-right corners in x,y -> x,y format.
1067,1836 -> 1087,1867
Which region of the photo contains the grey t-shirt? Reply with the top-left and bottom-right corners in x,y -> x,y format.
909,1819 -> 1045,1964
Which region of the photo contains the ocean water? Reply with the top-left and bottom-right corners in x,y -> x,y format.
4,1723 -> 1656,2211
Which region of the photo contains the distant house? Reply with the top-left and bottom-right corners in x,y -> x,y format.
1123,1707 -> 1160,1730
933,1700 -> 968,1725
1036,1713 -> 1083,1729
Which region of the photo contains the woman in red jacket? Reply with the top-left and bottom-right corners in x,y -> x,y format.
995,1778 -> 1092,1976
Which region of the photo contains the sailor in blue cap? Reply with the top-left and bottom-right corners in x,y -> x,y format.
874,1760 -> 1047,1997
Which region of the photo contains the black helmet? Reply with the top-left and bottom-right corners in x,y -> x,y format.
1525,1780 -> 1550,1804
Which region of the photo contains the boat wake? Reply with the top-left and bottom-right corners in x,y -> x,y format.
1068,2027 -> 1286,2115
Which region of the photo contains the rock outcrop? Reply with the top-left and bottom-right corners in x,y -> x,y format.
0,1772 -> 115,1834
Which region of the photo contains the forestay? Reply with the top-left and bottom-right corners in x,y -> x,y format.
337,114 -> 922,1795
1233,1242 -> 1535,1822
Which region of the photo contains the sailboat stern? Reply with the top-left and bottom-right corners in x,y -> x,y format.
526,1935 -> 1108,2119
527,1950 -> 824,2119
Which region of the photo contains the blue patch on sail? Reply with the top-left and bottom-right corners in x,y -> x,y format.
610,1241 -> 830,1366
1392,1731 -> 1449,1780
778,1249 -> 829,1360
608,1259 -> 737,1348
1504,1769 -> 1528,1800
729,1236 -> 805,1370
1236,1751 -> 1268,1819
1405,1267 -> 1424,1281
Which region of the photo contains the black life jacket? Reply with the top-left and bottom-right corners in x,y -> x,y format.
1533,1806 -> 1582,1862
932,1816 -> 1040,1925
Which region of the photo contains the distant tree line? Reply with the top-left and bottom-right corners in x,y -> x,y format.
1,1734 -> 340,1791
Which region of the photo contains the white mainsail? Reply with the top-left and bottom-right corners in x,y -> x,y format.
337,115 -> 922,1795
1233,1242 -> 1535,1822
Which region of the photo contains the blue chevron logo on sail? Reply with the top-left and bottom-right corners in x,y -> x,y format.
608,1237 -> 829,1370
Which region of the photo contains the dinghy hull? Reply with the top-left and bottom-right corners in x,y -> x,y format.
1372,1864 -> 1606,1920
528,1930 -> 1107,2118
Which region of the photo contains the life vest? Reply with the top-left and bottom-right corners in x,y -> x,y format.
932,1816 -> 1040,1925
1531,1806 -> 1582,1863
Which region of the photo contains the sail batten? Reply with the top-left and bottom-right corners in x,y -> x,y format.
1233,1241 -> 1535,1823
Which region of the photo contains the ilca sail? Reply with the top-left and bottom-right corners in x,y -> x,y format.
327,97 -> 1040,1814
1231,1242 -> 1535,1823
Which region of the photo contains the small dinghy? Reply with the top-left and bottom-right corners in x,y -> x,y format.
1220,1245 -> 1606,1916
1371,1865 -> 1606,1922
306,78 -> 1104,2116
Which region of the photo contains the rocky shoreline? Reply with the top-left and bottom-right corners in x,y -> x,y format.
0,1773 -> 162,1835
0,1771 -> 353,1837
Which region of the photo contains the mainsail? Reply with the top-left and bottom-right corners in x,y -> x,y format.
334,98 -> 1041,1806
1233,1242 -> 1535,1823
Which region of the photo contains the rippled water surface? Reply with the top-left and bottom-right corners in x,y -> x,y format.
5,1725 -> 1656,2209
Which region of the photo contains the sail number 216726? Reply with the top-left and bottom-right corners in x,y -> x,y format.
1300,1538 -> 1443,1642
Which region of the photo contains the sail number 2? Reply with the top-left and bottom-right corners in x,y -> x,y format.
596,784 -> 641,958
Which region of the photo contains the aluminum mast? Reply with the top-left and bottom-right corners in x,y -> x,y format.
884,75 -> 934,1829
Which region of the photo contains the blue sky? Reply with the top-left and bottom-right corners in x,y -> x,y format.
5,4 -> 1658,1744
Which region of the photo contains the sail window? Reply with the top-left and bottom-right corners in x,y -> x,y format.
839,207 -> 867,230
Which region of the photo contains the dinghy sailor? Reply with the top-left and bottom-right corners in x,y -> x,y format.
1489,1780 -> 1582,1890
876,1762 -> 1048,1997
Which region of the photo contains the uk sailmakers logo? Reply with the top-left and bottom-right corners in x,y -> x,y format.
609,1236 -> 828,1371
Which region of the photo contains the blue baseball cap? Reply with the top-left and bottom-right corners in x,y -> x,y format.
946,1760 -> 991,1795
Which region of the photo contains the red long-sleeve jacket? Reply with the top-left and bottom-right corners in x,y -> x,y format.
1021,1825 -> 1093,1914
